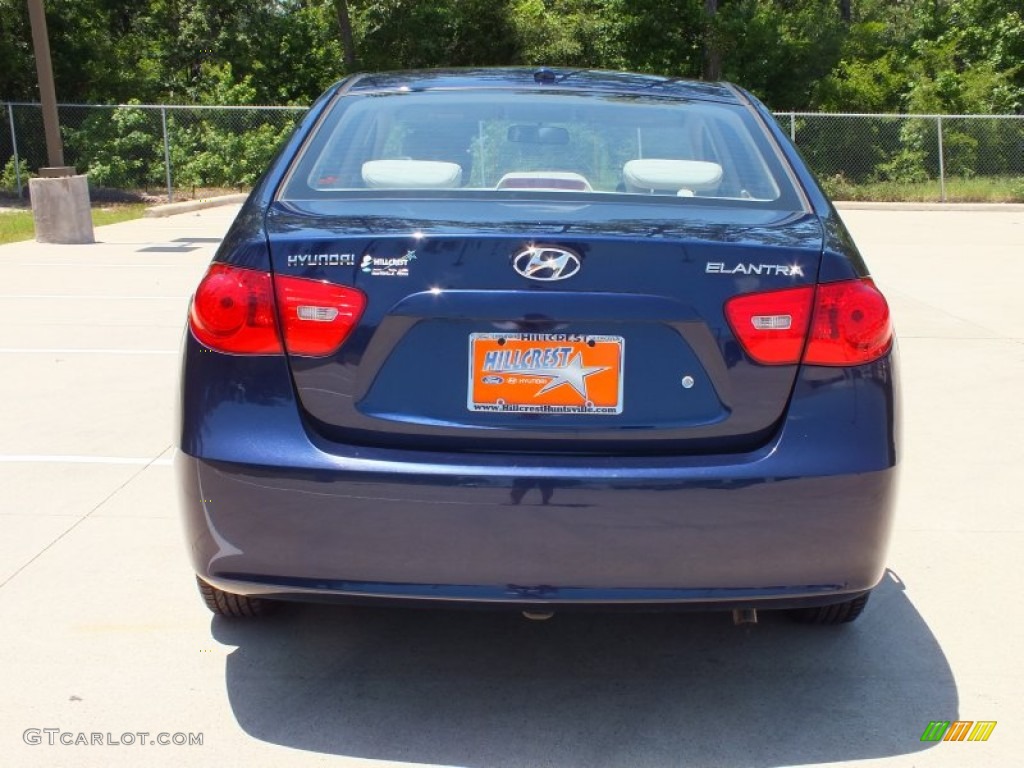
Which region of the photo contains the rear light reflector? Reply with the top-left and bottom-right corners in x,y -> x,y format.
725,279 -> 892,367
725,286 -> 814,365
804,279 -> 892,365
189,264 -> 282,354
273,275 -> 366,357
751,314 -> 793,331
296,305 -> 340,322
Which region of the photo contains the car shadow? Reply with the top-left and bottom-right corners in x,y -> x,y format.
214,570 -> 954,767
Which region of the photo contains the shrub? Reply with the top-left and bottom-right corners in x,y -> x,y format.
0,155 -> 32,192
66,105 -> 164,189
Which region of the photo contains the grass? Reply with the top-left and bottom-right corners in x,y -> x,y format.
822,175 -> 1024,203
93,204 -> 147,226
0,203 -> 147,246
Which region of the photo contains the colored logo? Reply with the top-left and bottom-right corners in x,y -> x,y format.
920,721 -> 996,742
512,246 -> 581,281
482,347 -> 606,398
361,249 -> 416,277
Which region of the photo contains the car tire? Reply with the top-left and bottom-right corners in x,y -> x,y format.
789,592 -> 870,625
196,576 -> 272,618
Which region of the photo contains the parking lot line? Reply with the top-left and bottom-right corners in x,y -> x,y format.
0,455 -> 172,466
0,294 -> 187,300
0,348 -> 177,355
13,262 -> 193,268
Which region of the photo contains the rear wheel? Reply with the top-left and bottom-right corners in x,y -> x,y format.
196,576 -> 273,618
789,592 -> 870,625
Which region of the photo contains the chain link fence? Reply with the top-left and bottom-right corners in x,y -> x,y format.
0,102 -> 305,201
2,103 -> 1024,202
777,112 -> 1024,201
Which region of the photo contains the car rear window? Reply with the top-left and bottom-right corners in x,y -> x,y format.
279,89 -> 801,208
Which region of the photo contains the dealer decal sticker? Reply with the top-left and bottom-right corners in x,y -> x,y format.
360,249 -> 416,277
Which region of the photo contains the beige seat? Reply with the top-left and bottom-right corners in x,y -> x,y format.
361,159 -> 463,189
622,159 -> 723,195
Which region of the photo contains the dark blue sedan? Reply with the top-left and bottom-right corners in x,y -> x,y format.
176,68 -> 898,625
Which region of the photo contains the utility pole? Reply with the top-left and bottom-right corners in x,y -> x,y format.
27,0 -> 71,176
334,0 -> 357,70
26,0 -> 94,243
702,0 -> 722,82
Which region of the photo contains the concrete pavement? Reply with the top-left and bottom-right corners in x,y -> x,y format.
0,204 -> 1020,767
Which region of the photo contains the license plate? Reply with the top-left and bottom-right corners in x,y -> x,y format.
468,333 -> 624,414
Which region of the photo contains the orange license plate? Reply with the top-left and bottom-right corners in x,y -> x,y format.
468,333 -> 624,414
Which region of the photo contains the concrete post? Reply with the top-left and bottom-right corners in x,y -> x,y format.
28,175 -> 94,243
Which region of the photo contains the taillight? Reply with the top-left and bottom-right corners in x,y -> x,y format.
725,285 -> 814,365
725,278 -> 892,366
273,275 -> 366,357
189,264 -> 282,354
803,279 -> 892,365
188,265 -> 366,357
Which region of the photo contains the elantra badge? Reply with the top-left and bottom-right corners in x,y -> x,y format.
512,246 -> 581,281
706,261 -> 804,277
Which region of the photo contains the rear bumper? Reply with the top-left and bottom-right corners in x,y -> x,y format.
176,349 -> 900,610
179,456 -> 895,608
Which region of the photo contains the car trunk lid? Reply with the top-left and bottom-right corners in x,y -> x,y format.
266,199 -> 822,454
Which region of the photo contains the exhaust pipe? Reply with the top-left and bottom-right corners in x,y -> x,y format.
522,610 -> 555,621
732,608 -> 758,626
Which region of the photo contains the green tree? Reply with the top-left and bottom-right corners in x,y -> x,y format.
3,0 -> 1024,116
355,0 -> 518,71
